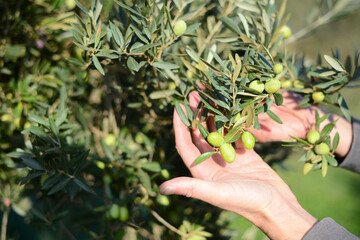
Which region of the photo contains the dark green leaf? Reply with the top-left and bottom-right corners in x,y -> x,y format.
48,177 -> 71,195
220,16 -> 241,35
332,132 -> 340,153
153,62 -> 179,70
22,157 -> 44,170
320,122 -> 335,137
73,178 -> 96,194
175,102 -> 190,127
266,110 -> 282,124
316,113 -> 330,131
28,114 -> 49,128
193,151 -> 216,165
42,174 -> 61,190
109,21 -> 124,47
92,55 -> 105,75
338,94 -> 351,121
273,93 -> 283,106
114,0 -> 146,19
138,169 -> 152,191
325,154 -> 338,167
141,162 -> 161,172
197,122 -> 209,140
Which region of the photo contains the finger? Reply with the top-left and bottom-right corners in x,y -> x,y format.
174,107 -> 223,178
159,177 -> 229,209
173,106 -> 202,167
189,91 -> 202,121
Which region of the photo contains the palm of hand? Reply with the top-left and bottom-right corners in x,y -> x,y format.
161,92 -> 297,217
251,92 -> 315,142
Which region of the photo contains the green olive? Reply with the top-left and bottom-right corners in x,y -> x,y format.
273,63 -> 284,74
312,91 -> 325,103
249,80 -> 265,93
119,207 -> 129,222
220,143 -> 236,163
109,204 -> 120,219
303,163 -> 314,175
264,79 -> 281,94
293,80 -> 305,89
241,131 -> 255,150
160,169 -> 170,179
173,20 -> 187,36
207,132 -> 224,147
281,79 -> 292,89
156,195 -> 170,206
307,130 -> 320,144
314,142 -> 330,155
280,26 -> 292,39
104,134 -> 116,146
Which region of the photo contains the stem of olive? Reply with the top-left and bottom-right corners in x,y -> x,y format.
1,207 -> 9,240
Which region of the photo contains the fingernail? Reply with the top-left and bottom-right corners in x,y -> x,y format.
159,185 -> 176,195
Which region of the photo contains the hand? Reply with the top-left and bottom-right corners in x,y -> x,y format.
160,92 -> 317,240
251,92 -> 353,158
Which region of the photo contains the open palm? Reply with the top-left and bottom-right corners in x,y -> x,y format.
159,92 -> 316,240
250,92 -> 316,142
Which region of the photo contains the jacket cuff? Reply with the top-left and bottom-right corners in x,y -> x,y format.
303,218 -> 359,240
339,118 -> 360,174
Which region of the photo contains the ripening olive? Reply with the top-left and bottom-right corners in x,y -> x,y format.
119,207 -> 129,222
241,131 -> 255,150
249,80 -> 265,93
312,91 -> 325,103
220,143 -> 236,163
265,79 -> 281,94
109,204 -> 120,219
280,26 -> 292,39
314,142 -> 330,155
207,132 -> 224,147
104,134 -> 116,146
173,20 -> 187,36
281,79 -> 292,89
156,195 -> 170,206
273,63 -> 284,74
307,130 -> 320,144
303,163 -> 314,175
293,80 -> 305,89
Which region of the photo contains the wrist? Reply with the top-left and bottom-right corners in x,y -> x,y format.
254,194 -> 317,240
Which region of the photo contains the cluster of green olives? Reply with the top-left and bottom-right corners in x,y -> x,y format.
248,63 -> 285,94
307,130 -> 330,155
207,131 -> 255,163
107,204 -> 129,222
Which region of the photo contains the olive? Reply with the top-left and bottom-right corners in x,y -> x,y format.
314,142 -> 330,155
280,26 -> 292,39
293,80 -> 305,89
307,130 -> 320,144
241,131 -> 255,150
119,207 -> 129,222
207,132 -> 224,147
281,79 -> 292,89
220,143 -> 236,163
249,80 -> 265,93
312,91 -> 325,103
273,63 -> 284,74
265,79 -> 281,94
173,20 -> 187,36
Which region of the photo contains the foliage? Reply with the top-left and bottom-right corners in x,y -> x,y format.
1,0 -> 360,239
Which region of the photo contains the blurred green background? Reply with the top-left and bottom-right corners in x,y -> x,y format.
230,1 -> 360,239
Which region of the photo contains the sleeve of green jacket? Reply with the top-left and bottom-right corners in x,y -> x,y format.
303,118 -> 360,240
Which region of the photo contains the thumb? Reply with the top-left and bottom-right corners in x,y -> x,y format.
159,177 -> 218,202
